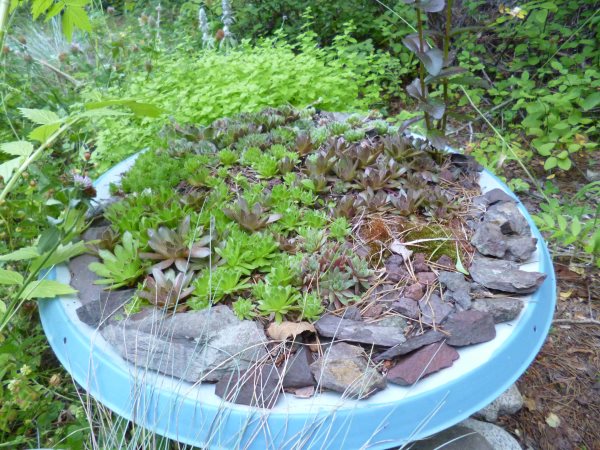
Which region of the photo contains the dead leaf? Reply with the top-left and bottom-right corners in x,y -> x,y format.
267,321 -> 315,341
293,385 -> 315,398
389,240 -> 412,260
559,289 -> 573,300
524,396 -> 537,411
545,412 -> 561,428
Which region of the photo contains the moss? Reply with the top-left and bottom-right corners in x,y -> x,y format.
402,222 -> 458,260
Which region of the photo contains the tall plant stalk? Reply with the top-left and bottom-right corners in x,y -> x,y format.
441,0 -> 453,131
415,8 -> 431,130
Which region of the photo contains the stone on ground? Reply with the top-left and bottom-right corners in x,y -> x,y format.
314,314 -> 406,347
386,343 -> 459,386
469,254 -> 546,294
475,384 -> 524,422
310,342 -> 386,399
214,365 -> 281,409
460,418 -> 522,450
444,310 -> 496,347
471,297 -> 524,323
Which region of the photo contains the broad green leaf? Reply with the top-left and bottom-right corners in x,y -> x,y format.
581,92 -> 600,112
0,300 -> 5,315
543,156 -> 557,170
535,142 -> 555,156
0,157 -> 23,182
29,123 -> 61,142
37,227 -> 61,254
78,108 -> 129,119
556,157 -> 572,170
0,246 -> 40,261
44,2 -> 64,21
19,108 -> 60,125
557,215 -> 567,231
0,140 -> 34,157
0,268 -> 24,285
20,280 -> 77,300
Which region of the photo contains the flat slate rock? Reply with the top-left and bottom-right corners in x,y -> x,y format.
391,297 -> 420,319
387,343 -> 459,386
418,294 -> 453,326
282,346 -> 315,389
149,305 -> 240,341
404,282 -> 424,300
69,254 -> 104,306
472,222 -> 537,262
439,271 -> 472,310
75,288 -> 135,329
314,314 -> 406,347
102,313 -> 268,382
215,365 -> 281,409
310,342 -> 386,399
471,297 -> 524,323
375,331 -> 445,362
483,188 -> 515,206
460,418 -> 522,450
444,310 -> 496,347
470,254 -> 546,294
409,424 -> 494,450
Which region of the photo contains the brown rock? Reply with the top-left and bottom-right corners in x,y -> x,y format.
436,255 -> 455,270
404,283 -> 424,300
413,253 -> 429,272
387,343 -> 459,386
444,310 -> 496,347
417,271 -> 437,286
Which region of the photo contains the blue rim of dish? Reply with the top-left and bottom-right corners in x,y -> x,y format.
38,151 -> 556,449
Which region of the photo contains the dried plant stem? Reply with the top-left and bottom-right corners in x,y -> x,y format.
0,0 -> 9,45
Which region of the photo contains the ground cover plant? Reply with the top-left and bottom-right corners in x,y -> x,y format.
66,106 -> 547,411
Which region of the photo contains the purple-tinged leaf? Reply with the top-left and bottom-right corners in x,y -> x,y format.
418,48 -> 444,76
425,67 -> 467,84
407,78 -> 424,100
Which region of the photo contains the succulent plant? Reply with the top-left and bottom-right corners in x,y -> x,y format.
254,283 -> 301,323
355,188 -> 389,212
216,228 -> 279,274
223,198 -> 281,232
139,216 -> 212,272
329,216 -> 351,240
333,155 -> 359,182
319,267 -> 358,307
295,132 -> 313,156
89,231 -> 145,289
232,298 -> 256,320
190,267 -> 251,307
137,268 -> 194,308
331,195 -> 357,219
298,293 -> 325,321
305,151 -> 335,177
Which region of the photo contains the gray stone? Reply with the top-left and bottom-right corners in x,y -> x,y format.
505,235 -> 538,262
391,297 -> 420,319
69,254 -> 104,305
471,297 -> 524,323
418,294 -> 453,326
375,315 -> 408,328
475,384 -> 524,422
387,343 -> 459,386
472,223 -> 508,258
436,255 -> 455,270
385,255 -> 410,282
484,188 -> 516,206
484,202 -> 530,236
410,425 -> 494,450
444,310 -> 496,347
101,314 -> 268,382
470,254 -> 546,294
215,365 -> 281,409
341,306 -> 362,321
82,225 -> 111,242
314,314 -> 406,347
282,346 -> 314,389
310,342 -> 386,399
150,305 -> 240,340
460,418 -> 522,450
412,253 -> 429,272
75,288 -> 135,329
375,331 -> 445,362
439,271 -> 472,309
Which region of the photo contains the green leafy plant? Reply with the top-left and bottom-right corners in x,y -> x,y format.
189,267 -> 251,308
254,283 -> 301,323
88,232 -> 145,289
232,298 -> 256,320
223,198 -> 281,232
298,292 -> 324,321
